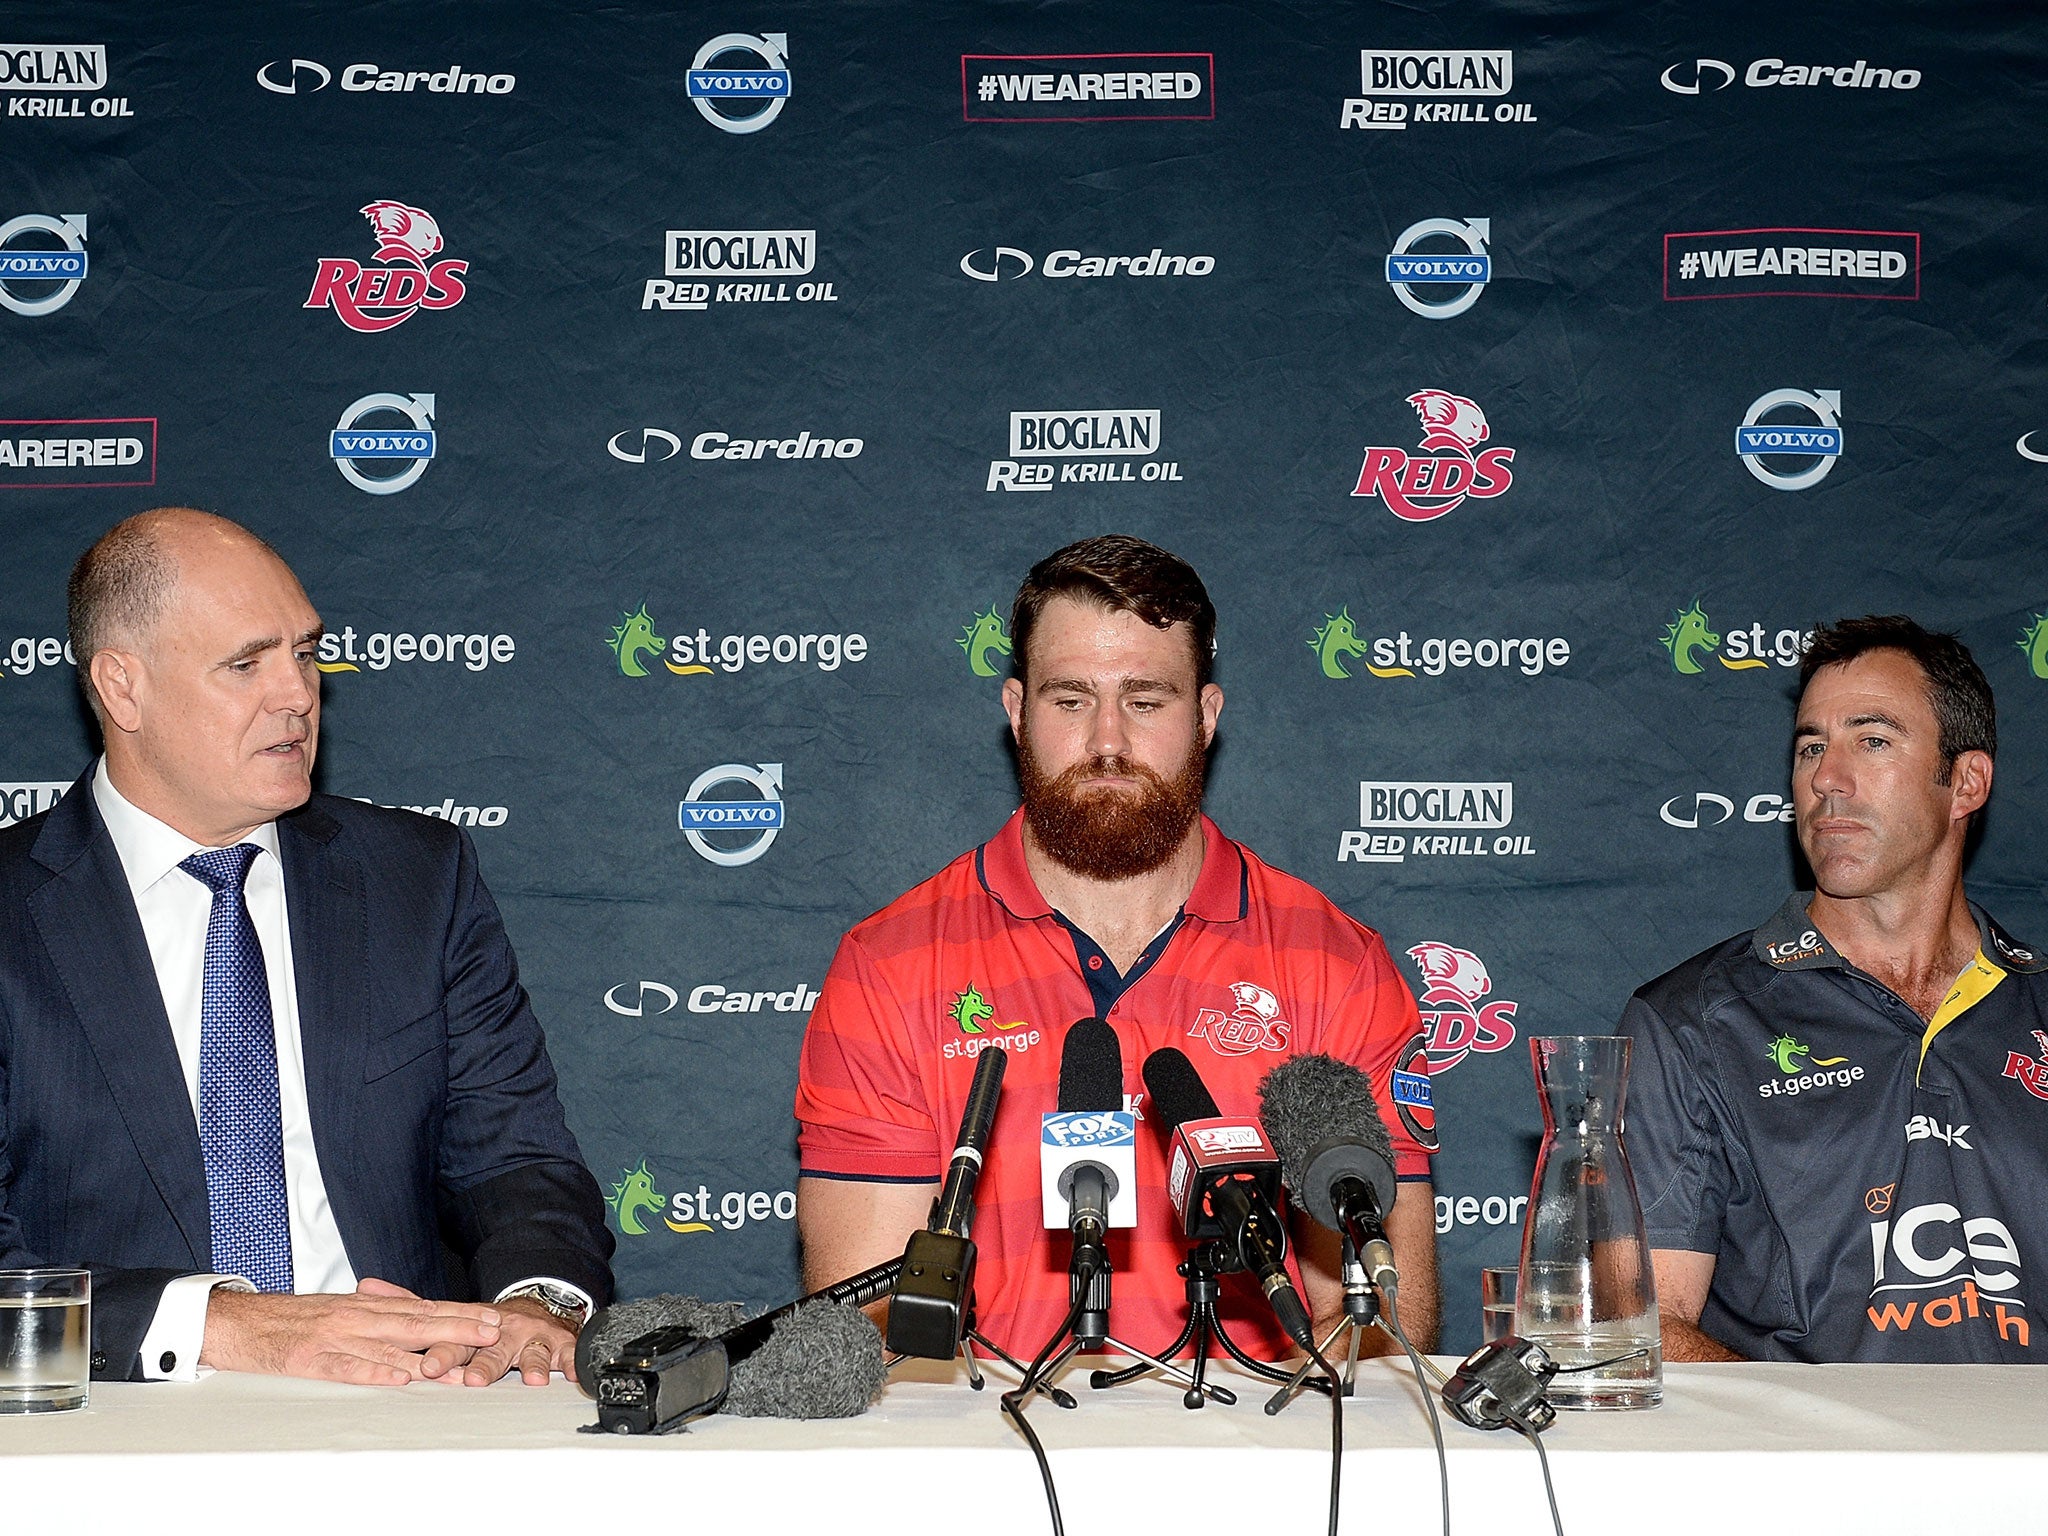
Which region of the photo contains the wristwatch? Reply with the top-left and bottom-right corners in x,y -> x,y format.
499,1282 -> 590,1328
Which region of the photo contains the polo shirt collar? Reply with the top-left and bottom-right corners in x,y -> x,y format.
91,755 -> 283,903
976,808 -> 1246,924
1750,889 -> 2047,976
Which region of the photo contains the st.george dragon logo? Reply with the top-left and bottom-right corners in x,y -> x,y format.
957,605 -> 1013,677
1352,390 -> 1516,522
605,1158 -> 708,1235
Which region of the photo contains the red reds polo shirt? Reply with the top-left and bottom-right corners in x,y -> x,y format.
795,811 -> 1434,1361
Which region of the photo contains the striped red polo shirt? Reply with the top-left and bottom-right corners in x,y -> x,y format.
795,810 -> 1434,1362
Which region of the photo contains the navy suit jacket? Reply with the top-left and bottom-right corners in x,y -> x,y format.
0,771 -> 614,1379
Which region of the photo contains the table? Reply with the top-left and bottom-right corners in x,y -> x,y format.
2,1356 -> 2040,1534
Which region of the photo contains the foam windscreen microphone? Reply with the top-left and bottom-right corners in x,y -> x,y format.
578,1261 -> 893,1434
1257,1053 -> 1401,1289
1141,1047 -> 1314,1350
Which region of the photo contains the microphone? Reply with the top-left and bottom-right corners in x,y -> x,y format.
1041,1018 -> 1135,1344
580,1259 -> 894,1433
887,1043 -> 1009,1358
1257,1054 -> 1401,1291
1141,1047 -> 1314,1350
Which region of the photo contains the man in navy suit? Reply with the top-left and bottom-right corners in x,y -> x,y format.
0,508 -> 613,1384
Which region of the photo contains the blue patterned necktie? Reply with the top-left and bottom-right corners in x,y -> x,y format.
181,844 -> 295,1294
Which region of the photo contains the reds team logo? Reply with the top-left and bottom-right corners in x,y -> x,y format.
1188,981 -> 1293,1057
304,201 -> 469,333
1407,942 -> 1518,1072
1352,390 -> 1516,522
2003,1030 -> 2048,1102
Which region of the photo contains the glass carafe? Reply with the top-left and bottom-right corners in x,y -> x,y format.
1516,1035 -> 1662,1409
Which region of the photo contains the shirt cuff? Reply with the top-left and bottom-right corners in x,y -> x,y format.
140,1274 -> 252,1381
493,1277 -> 594,1320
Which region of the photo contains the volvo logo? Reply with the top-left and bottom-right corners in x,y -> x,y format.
687,32 -> 790,135
330,392 -> 437,495
0,214 -> 89,317
607,427 -> 684,463
1384,217 -> 1491,320
679,762 -> 785,867
1660,58 -> 1736,94
257,58 -> 332,94
2017,431 -> 2048,464
960,246 -> 1034,281
1737,388 -> 1842,492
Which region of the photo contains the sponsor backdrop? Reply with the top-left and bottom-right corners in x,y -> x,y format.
3,3 -> 2044,1355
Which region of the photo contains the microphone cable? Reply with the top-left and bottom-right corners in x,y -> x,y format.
1375,1287 -> 1452,1536
999,1263 -> 1098,1536
1300,1332 -> 1345,1536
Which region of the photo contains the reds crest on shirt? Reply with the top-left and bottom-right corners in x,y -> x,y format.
1187,981 -> 1293,1056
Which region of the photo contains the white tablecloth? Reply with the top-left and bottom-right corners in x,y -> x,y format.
2,1356 -> 2040,1534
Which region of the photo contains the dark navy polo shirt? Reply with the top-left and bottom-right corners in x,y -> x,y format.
1619,893 -> 2048,1362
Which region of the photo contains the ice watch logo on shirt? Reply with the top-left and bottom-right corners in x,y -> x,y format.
2002,1031 -> 2048,1102
1866,1201 -> 2030,1347
1187,981 -> 1292,1056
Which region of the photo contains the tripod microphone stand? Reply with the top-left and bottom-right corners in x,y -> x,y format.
1264,1233 -> 1382,1412
1012,1227 -> 1229,1408
1088,1238 -> 1308,1408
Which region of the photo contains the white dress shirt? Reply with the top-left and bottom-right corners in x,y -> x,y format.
90,763 -> 585,1380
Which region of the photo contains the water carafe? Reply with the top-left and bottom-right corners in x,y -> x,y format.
1516,1035 -> 1661,1409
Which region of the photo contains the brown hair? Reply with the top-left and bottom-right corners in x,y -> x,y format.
1009,535 -> 1216,688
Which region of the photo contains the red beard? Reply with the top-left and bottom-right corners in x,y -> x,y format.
1018,737 -> 1207,881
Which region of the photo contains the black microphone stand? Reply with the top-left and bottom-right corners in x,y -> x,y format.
1265,1233 -> 1379,1412
1089,1238 -> 1304,1408
1013,1235 -> 1230,1408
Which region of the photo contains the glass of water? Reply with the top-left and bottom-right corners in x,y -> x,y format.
1480,1264 -> 1519,1343
0,1268 -> 90,1413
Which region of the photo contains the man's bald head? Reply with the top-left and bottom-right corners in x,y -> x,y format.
68,508 -> 284,722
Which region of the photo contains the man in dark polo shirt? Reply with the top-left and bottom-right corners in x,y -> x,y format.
1621,615 -> 2046,1362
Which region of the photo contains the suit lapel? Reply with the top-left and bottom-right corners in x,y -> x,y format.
26,778 -> 211,1265
278,803 -> 371,1266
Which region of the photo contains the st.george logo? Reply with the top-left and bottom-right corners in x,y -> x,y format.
305,201 -> 468,333
1352,390 -> 1516,521
956,606 -> 1012,677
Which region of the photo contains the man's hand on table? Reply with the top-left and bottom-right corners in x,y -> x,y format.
199,1281 -> 508,1386
199,1278 -> 581,1386
376,1279 -> 582,1387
